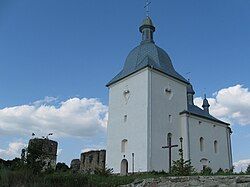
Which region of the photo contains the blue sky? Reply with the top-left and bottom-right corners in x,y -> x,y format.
0,0 -> 250,171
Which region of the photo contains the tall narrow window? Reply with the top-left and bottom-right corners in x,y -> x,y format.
167,133 -> 172,146
121,139 -> 128,153
214,140 -> 218,153
200,137 -> 204,152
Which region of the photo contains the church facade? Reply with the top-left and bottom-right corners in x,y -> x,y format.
106,16 -> 233,174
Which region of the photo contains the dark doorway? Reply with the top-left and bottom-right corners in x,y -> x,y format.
120,159 -> 128,175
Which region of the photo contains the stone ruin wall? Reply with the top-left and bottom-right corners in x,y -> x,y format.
80,150 -> 106,173
28,138 -> 58,169
70,159 -> 81,172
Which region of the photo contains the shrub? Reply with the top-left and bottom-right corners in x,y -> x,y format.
246,164 -> 250,174
201,166 -> 213,175
56,162 -> 70,172
171,139 -> 195,176
44,173 -> 89,187
149,170 -> 167,175
94,166 -> 113,176
215,168 -> 224,175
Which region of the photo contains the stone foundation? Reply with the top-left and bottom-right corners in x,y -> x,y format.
121,175 -> 250,187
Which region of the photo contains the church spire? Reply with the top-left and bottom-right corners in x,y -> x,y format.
139,1 -> 155,44
187,83 -> 195,105
139,16 -> 155,44
202,94 -> 210,113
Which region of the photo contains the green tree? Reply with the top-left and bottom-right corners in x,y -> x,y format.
56,162 -> 69,172
171,138 -> 195,176
201,166 -> 212,175
26,140 -> 44,174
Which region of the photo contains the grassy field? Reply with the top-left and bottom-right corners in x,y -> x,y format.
0,167 -> 248,187
0,169 -> 167,187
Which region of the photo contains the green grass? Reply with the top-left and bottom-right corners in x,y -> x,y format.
0,168 -> 167,187
0,168 -> 248,187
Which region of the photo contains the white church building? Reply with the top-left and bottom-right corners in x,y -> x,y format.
106,16 -> 233,174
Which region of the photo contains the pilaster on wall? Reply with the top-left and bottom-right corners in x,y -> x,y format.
180,114 -> 190,161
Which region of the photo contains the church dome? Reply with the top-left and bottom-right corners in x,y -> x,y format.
141,16 -> 154,26
107,16 -> 188,87
123,43 -> 174,75
187,83 -> 195,94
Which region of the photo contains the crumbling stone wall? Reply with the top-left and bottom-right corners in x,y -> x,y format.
28,138 -> 58,170
80,150 -> 106,173
70,159 -> 81,172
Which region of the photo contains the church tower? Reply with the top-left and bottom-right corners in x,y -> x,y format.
106,16 -> 232,174
106,16 -> 189,173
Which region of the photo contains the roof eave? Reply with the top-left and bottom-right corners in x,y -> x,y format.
179,110 -> 230,126
106,65 -> 189,87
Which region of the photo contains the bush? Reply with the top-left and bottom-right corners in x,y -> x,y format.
171,139 -> 195,176
215,168 -> 224,175
201,166 -> 212,175
149,170 -> 167,175
246,164 -> 250,174
94,166 -> 113,176
44,172 -> 89,187
56,162 -> 70,172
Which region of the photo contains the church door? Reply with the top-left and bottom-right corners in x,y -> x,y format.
120,159 -> 128,175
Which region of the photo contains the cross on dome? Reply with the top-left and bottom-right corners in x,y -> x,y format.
144,0 -> 151,17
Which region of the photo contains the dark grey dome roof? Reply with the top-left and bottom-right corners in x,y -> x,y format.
106,17 -> 188,87
187,83 -> 195,94
123,43 -> 173,74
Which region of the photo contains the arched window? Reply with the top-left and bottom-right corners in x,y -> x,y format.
167,133 -> 172,146
214,140 -> 218,153
121,139 -> 128,153
200,137 -> 204,152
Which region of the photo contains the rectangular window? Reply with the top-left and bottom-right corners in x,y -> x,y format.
169,115 -> 173,123
124,115 -> 127,122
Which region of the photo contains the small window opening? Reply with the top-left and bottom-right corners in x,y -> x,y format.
169,115 -> 173,123
214,140 -> 218,153
121,139 -> 128,153
200,137 -> 204,152
124,115 -> 127,122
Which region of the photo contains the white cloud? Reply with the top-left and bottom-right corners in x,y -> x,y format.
57,148 -> 62,156
194,85 -> 250,125
32,96 -> 58,106
0,97 -> 108,138
0,141 -> 27,160
81,145 -> 105,154
233,159 -> 250,172
81,148 -> 93,153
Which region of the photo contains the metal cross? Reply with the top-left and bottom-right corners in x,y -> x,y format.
144,0 -> 151,17
162,142 -> 178,173
186,72 -> 191,82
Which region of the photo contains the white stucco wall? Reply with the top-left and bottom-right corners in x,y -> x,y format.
107,67 -> 232,174
149,69 -> 188,172
106,68 -> 149,173
187,115 -> 231,172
